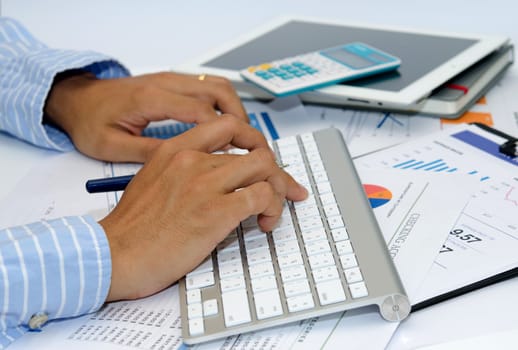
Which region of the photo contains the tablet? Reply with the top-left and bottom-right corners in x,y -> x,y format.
177,16 -> 510,114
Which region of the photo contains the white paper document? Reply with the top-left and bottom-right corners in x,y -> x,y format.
354,123 -> 518,304
353,168 -> 477,302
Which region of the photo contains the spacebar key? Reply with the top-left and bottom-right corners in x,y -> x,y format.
221,289 -> 252,327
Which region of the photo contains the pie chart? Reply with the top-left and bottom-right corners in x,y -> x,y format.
363,184 -> 392,208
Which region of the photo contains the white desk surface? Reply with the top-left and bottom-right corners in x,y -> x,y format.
2,1 -> 518,348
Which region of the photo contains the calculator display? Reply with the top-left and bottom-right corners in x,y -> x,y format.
321,45 -> 393,69
321,48 -> 373,69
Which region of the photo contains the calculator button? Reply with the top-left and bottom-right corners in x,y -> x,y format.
259,63 -> 273,70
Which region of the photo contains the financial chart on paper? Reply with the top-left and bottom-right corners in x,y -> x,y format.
416,175 -> 518,301
354,123 -> 518,303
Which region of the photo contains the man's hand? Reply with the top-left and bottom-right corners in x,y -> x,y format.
99,116 -> 308,301
44,71 -> 248,163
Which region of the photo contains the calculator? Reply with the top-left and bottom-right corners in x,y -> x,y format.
240,42 -> 401,97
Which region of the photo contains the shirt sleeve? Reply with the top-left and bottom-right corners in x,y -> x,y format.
0,18 -> 124,349
0,17 -> 130,151
0,216 -> 112,349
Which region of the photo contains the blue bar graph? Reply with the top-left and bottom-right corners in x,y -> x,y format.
394,159 -> 417,168
402,161 -> 424,169
391,157 -> 489,181
424,162 -> 447,171
413,159 -> 443,170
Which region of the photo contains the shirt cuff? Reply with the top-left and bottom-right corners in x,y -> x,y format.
39,54 -> 131,151
0,215 -> 111,348
2,48 -> 130,151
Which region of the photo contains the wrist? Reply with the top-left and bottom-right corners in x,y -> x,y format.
44,70 -> 96,135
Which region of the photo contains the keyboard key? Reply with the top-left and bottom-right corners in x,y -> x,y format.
186,271 -> 215,290
316,280 -> 346,305
272,226 -> 297,243
246,248 -> 272,265
319,193 -> 337,206
287,293 -> 315,312
274,239 -> 300,256
298,216 -> 324,232
312,170 -> 328,183
189,318 -> 204,336
327,215 -> 345,230
323,203 -> 340,217
308,252 -> 335,269
249,261 -> 275,279
294,196 -> 316,209
294,205 -> 320,219
309,161 -> 325,174
251,275 -> 278,293
316,181 -> 332,194
220,275 -> 246,293
222,289 -> 252,327
305,239 -> 331,256
280,265 -> 307,283
312,266 -> 339,283
245,236 -> 269,252
217,249 -> 242,265
340,254 -> 358,269
344,267 -> 364,284
203,299 -> 218,317
283,279 -> 311,298
275,215 -> 294,230
188,303 -> 203,319
331,227 -> 349,242
349,282 -> 369,299
254,289 -> 283,320
242,227 -> 266,242
301,227 -> 327,243
186,289 -> 201,305
277,252 -> 303,269
336,240 -> 353,255
219,261 -> 244,279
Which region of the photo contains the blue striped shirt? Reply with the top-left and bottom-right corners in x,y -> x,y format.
0,17 -> 130,348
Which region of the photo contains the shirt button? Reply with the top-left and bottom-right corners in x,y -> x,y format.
28,313 -> 49,330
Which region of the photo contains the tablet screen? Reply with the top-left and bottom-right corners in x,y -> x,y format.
202,20 -> 478,92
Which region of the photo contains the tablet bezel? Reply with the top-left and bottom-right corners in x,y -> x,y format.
177,16 -> 509,108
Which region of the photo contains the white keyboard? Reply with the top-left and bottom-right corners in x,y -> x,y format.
180,128 -> 410,344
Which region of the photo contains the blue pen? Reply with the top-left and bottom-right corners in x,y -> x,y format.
85,174 -> 134,193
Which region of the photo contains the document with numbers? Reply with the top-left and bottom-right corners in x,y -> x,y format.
355,123 -> 518,307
